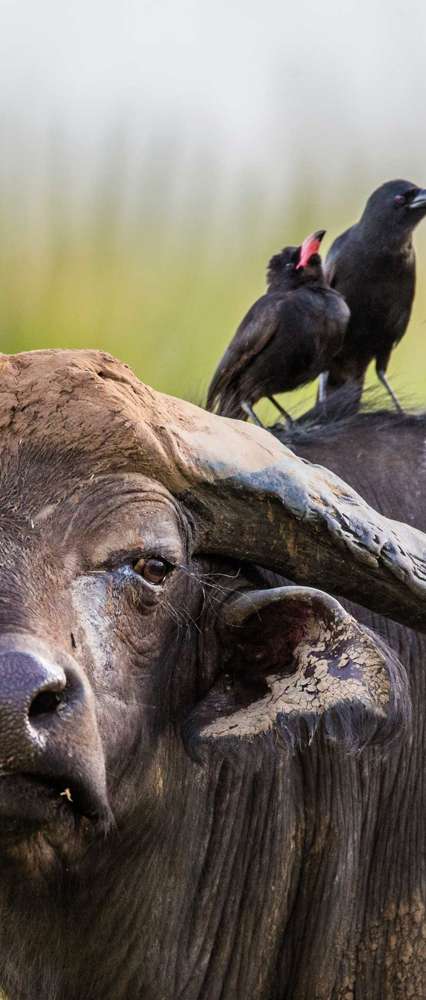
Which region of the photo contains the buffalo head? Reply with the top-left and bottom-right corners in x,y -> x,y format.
0,349 -> 421,875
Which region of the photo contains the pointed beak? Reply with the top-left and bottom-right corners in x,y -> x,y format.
296,229 -> 326,269
409,189 -> 426,210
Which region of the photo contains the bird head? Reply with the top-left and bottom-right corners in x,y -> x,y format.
266,230 -> 326,290
360,179 -> 426,244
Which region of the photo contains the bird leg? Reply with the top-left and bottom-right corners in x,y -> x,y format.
267,396 -> 294,425
376,369 -> 404,414
317,372 -> 328,403
241,401 -> 264,426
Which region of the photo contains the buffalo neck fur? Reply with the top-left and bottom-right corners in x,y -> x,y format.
0,743 -> 304,1000
273,403 -> 426,998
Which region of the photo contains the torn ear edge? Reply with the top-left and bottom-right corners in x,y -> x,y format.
303,624 -> 411,752
183,587 -> 411,761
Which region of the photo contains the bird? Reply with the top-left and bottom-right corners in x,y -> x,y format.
206,229 -> 350,424
321,179 -> 426,413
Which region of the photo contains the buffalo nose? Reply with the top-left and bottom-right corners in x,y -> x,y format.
0,640 -> 111,828
0,651 -> 73,767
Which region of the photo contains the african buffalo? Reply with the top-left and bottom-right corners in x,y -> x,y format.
0,349 -> 424,1000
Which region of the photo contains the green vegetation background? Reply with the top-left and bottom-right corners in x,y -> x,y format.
1,158 -> 426,420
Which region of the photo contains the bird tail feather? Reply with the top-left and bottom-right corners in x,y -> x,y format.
206,386 -> 247,420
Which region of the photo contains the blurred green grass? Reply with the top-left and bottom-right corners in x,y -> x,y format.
1,162 -> 426,422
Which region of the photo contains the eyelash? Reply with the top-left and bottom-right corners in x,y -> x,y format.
90,549 -> 175,586
131,556 -> 173,586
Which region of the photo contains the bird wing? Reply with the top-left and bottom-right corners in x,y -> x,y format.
269,287 -> 348,364
324,226 -> 355,287
207,293 -> 284,408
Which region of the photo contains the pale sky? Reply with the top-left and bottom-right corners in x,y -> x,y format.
0,0 -> 425,196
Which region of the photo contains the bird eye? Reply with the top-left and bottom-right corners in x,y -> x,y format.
394,194 -> 405,207
132,556 -> 171,585
285,262 -> 294,270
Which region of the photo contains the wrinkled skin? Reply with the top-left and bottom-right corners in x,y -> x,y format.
0,351 -> 423,1000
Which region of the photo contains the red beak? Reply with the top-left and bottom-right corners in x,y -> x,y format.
296,229 -> 326,269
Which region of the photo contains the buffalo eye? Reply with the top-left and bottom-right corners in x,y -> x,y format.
132,556 -> 170,585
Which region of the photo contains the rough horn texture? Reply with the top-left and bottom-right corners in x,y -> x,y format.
1,348 -> 426,627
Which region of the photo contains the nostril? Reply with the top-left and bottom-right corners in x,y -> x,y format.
29,688 -> 64,719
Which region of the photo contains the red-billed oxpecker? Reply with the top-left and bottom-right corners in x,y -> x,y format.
207,230 -> 350,424
322,179 -> 426,412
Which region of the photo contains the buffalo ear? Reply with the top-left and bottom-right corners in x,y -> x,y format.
186,587 -> 409,754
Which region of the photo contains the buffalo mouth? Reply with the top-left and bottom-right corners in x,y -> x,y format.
0,771 -> 112,841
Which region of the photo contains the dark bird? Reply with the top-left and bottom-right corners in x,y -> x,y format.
207,230 -> 350,424
321,179 -> 426,412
